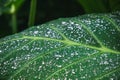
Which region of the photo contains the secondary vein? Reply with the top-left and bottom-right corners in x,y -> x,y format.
75,20 -> 104,47
102,15 -> 120,32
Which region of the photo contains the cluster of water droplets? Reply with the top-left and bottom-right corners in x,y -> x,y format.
21,25 -> 63,40
58,19 -> 100,47
0,12 -> 120,79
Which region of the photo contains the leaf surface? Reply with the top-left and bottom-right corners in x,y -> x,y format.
0,12 -> 120,80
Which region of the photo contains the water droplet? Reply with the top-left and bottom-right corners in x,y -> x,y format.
34,31 -> 39,34
0,50 -> 2,53
110,78 -> 114,80
11,66 -> 17,69
104,61 -> 109,65
68,26 -> 73,30
42,61 -> 45,65
38,66 -> 42,71
56,65 -> 62,68
62,22 -> 67,25
72,69 -> 75,74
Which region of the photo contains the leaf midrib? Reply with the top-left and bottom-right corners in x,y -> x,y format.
23,36 -> 120,54
1,13 -> 120,79
2,35 -> 119,79
0,36 -> 119,54
3,35 -> 119,79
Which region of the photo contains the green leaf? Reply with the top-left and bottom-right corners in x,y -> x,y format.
0,12 -> 120,80
0,0 -> 25,15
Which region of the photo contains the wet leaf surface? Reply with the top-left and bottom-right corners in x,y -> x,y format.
0,12 -> 120,80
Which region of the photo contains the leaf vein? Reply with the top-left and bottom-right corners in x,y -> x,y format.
9,45 -> 68,80
75,20 -> 104,47
95,66 -> 120,80
46,52 -> 101,80
1,40 -> 34,63
1,36 -> 120,54
102,15 -> 120,32
50,26 -> 69,40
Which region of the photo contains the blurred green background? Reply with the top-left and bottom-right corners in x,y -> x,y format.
0,0 -> 120,38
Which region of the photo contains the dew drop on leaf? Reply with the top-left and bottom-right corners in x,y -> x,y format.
0,12 -> 120,80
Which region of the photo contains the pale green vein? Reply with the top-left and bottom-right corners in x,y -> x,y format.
102,15 -> 120,32
23,36 -> 120,54
1,40 -> 34,63
46,52 -> 101,80
75,20 -> 103,47
50,26 -> 69,40
7,34 -> 120,79
0,36 -> 120,54
9,45 -> 68,80
95,66 -> 120,80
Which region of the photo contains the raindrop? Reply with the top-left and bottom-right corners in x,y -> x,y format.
42,61 -> 45,65
68,26 -> 73,30
56,65 -> 62,68
103,61 -> 109,65
62,22 -> 67,25
81,76 -> 85,79
34,31 -> 39,34
11,66 -> 17,69
34,76 -> 38,79
93,57 -> 96,60
38,66 -> 42,71
0,50 -> 2,53
70,21 -> 74,24
55,54 -> 62,58
110,78 -> 114,80
72,69 -> 75,74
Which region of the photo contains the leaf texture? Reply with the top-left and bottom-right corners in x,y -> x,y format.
0,12 -> 120,80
